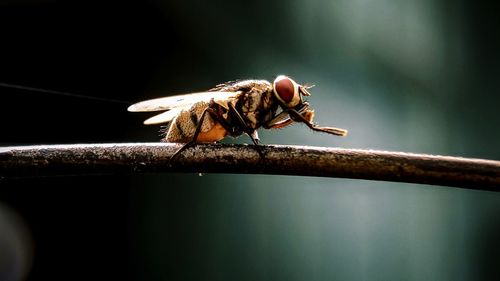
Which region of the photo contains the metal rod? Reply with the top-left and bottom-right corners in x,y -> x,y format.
0,143 -> 499,191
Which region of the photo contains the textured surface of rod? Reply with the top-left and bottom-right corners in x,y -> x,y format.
0,143 -> 499,191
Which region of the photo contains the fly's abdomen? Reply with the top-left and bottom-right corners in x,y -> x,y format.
164,101 -> 228,143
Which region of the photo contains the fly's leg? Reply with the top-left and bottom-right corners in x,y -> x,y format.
287,109 -> 348,136
200,105 -> 267,159
170,101 -> 267,163
169,102 -> 237,163
227,103 -> 259,145
169,108 -> 211,162
227,102 -> 265,159
263,115 -> 294,129
263,103 -> 311,130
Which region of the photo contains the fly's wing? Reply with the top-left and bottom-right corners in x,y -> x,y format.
142,107 -> 185,125
127,91 -> 239,112
128,91 -> 241,125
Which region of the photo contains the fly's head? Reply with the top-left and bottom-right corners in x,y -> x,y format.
272,75 -> 315,121
271,76 -> 347,136
273,75 -> 301,108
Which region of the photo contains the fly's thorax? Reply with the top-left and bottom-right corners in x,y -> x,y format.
258,91 -> 280,126
237,87 -> 277,129
226,79 -> 272,92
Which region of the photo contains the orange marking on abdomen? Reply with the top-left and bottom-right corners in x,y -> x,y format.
195,122 -> 228,143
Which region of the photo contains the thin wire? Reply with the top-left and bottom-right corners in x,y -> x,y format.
0,143 -> 499,190
0,82 -> 130,104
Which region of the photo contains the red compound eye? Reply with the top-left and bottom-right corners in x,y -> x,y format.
274,77 -> 295,103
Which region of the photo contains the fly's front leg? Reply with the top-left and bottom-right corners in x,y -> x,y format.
287,109 -> 348,136
263,112 -> 294,130
263,103 -> 311,130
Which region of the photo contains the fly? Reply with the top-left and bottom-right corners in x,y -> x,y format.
128,75 -> 348,159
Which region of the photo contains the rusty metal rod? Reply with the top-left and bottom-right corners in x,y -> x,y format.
0,143 -> 499,191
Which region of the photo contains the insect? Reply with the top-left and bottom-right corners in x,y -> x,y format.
128,75 -> 348,158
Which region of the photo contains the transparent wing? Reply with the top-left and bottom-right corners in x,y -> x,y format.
127,91 -> 240,112
143,107 -> 185,125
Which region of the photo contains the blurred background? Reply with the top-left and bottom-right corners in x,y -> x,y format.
0,0 -> 499,280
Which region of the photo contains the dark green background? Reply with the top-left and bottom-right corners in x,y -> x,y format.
0,0 -> 499,280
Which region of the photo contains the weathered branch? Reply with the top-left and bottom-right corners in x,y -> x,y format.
0,143 -> 499,191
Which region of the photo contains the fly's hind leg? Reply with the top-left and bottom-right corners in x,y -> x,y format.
169,101 -> 266,164
169,102 -> 233,163
169,108 -> 211,162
